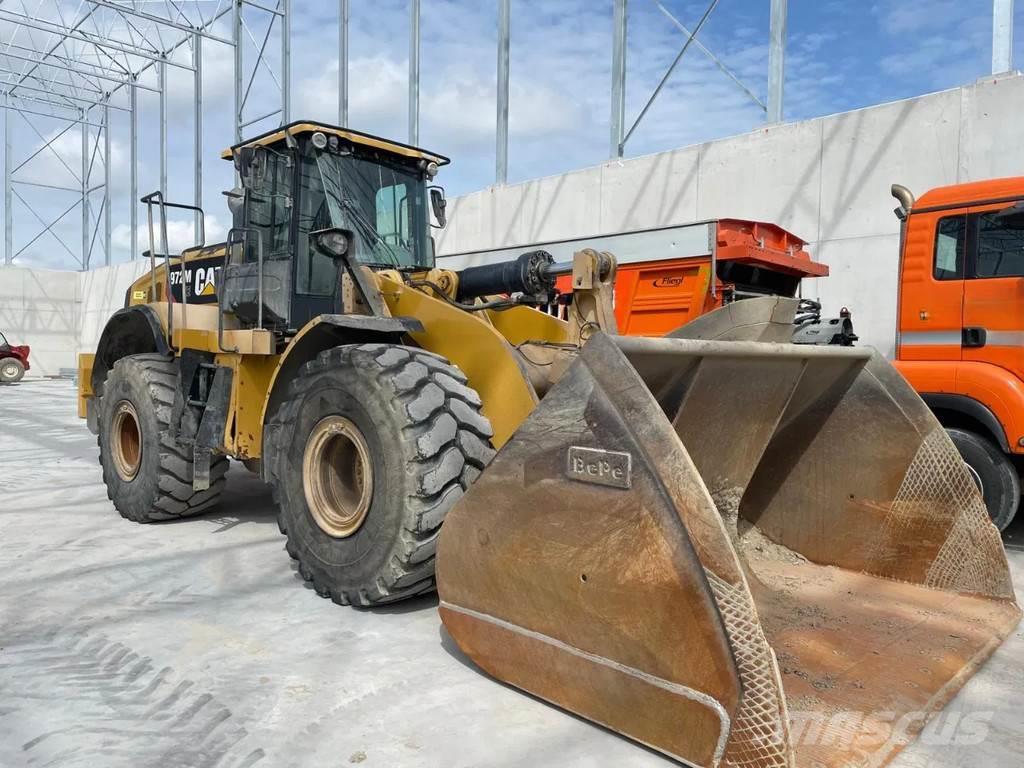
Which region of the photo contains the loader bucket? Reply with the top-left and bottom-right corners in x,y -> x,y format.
436,298 -> 1020,768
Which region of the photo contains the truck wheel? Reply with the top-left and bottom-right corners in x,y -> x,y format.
97,354 -> 228,523
946,428 -> 1020,531
267,344 -> 495,606
1,358 -> 25,383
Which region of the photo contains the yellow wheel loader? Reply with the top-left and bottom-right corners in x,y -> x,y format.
78,122 -> 1020,768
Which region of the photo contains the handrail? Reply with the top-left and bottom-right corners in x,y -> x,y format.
140,191 -> 207,353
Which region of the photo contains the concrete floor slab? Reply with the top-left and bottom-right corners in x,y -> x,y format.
1,381 -> 1022,768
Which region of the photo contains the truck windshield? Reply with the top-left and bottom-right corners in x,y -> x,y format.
313,148 -> 431,270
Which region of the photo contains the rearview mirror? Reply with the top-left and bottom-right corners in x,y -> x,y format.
234,146 -> 268,190
429,186 -> 447,228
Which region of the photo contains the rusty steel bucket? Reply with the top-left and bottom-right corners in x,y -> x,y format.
436,298 -> 1020,768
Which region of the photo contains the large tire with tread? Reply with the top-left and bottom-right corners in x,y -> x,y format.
98,354 -> 228,522
947,427 -> 1020,532
267,343 -> 495,606
1,357 -> 25,383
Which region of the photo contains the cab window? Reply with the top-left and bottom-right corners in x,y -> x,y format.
934,215 -> 965,280
975,208 -> 1024,278
245,152 -> 292,261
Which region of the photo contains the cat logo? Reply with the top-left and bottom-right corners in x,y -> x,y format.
170,254 -> 222,304
196,269 -> 217,297
652,275 -> 684,288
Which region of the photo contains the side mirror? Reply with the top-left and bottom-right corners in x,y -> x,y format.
234,146 -> 268,190
429,186 -> 447,228
311,228 -> 354,261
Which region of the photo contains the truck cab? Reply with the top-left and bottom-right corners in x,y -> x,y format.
893,177 -> 1024,530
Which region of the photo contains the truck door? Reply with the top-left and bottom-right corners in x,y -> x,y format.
962,200 -> 1024,378
897,212 -> 966,362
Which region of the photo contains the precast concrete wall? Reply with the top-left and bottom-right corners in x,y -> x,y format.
435,74 -> 1024,356
0,261 -> 147,377
0,267 -> 80,378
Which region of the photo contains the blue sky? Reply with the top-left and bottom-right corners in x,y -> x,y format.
3,0 -> 1024,267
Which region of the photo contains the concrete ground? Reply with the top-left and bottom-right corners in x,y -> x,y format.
1,380 -> 1022,768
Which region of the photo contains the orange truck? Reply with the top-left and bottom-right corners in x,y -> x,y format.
891,178 -> 1024,531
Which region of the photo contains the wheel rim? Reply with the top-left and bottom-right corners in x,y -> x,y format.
111,400 -> 142,481
2,363 -> 17,378
303,415 -> 374,538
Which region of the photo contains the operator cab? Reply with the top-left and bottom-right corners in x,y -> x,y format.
219,122 -> 450,332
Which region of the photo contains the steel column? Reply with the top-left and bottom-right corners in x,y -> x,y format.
194,32 -> 203,243
409,0 -> 420,145
103,100 -> 111,266
281,0 -> 291,123
621,0 -> 718,151
81,110 -> 89,270
339,0 -> 349,125
159,58 -> 168,196
610,0 -> 627,158
130,79 -> 138,260
768,0 -> 787,123
993,0 -> 1015,74
234,0 -> 244,144
4,95 -> 11,264
496,0 -> 511,184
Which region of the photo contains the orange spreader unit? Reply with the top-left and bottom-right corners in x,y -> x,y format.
555,218 -> 828,336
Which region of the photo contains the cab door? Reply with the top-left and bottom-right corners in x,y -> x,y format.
897,211 -> 965,362
962,200 -> 1024,379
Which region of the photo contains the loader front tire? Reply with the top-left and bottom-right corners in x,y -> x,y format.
947,427 -> 1020,531
98,354 -> 228,523
268,344 -> 495,606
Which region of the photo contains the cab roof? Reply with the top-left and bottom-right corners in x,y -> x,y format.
220,121 -> 450,166
913,177 -> 1024,211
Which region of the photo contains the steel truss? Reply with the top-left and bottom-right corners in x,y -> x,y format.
3,2 -> 1016,268
1,0 -> 290,269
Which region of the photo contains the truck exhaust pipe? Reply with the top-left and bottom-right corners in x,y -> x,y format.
891,183 -> 915,220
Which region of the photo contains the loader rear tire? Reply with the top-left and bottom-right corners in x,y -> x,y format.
947,427 -> 1019,532
1,358 -> 25,383
97,354 -> 228,523
267,344 -> 495,606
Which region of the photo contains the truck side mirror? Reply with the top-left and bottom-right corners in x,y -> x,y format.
429,186 -> 447,228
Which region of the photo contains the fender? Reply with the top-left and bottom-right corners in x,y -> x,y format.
91,305 -> 170,395
897,359 -> 1024,453
258,313 -> 423,447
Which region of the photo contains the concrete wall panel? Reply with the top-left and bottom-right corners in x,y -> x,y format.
818,90 -> 962,243
518,167 -> 602,245
599,146 -> 701,233
696,119 -> 823,238
958,76 -> 1024,182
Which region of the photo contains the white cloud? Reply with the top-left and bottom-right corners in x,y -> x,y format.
112,214 -> 227,255
13,128 -> 129,189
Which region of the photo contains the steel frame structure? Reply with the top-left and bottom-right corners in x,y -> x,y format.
1,0 -> 290,269
2,1 -> 1017,269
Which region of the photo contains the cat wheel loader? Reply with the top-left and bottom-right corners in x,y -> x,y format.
77,122 -> 1020,768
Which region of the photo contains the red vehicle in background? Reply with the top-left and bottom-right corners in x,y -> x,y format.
0,331 -> 30,383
